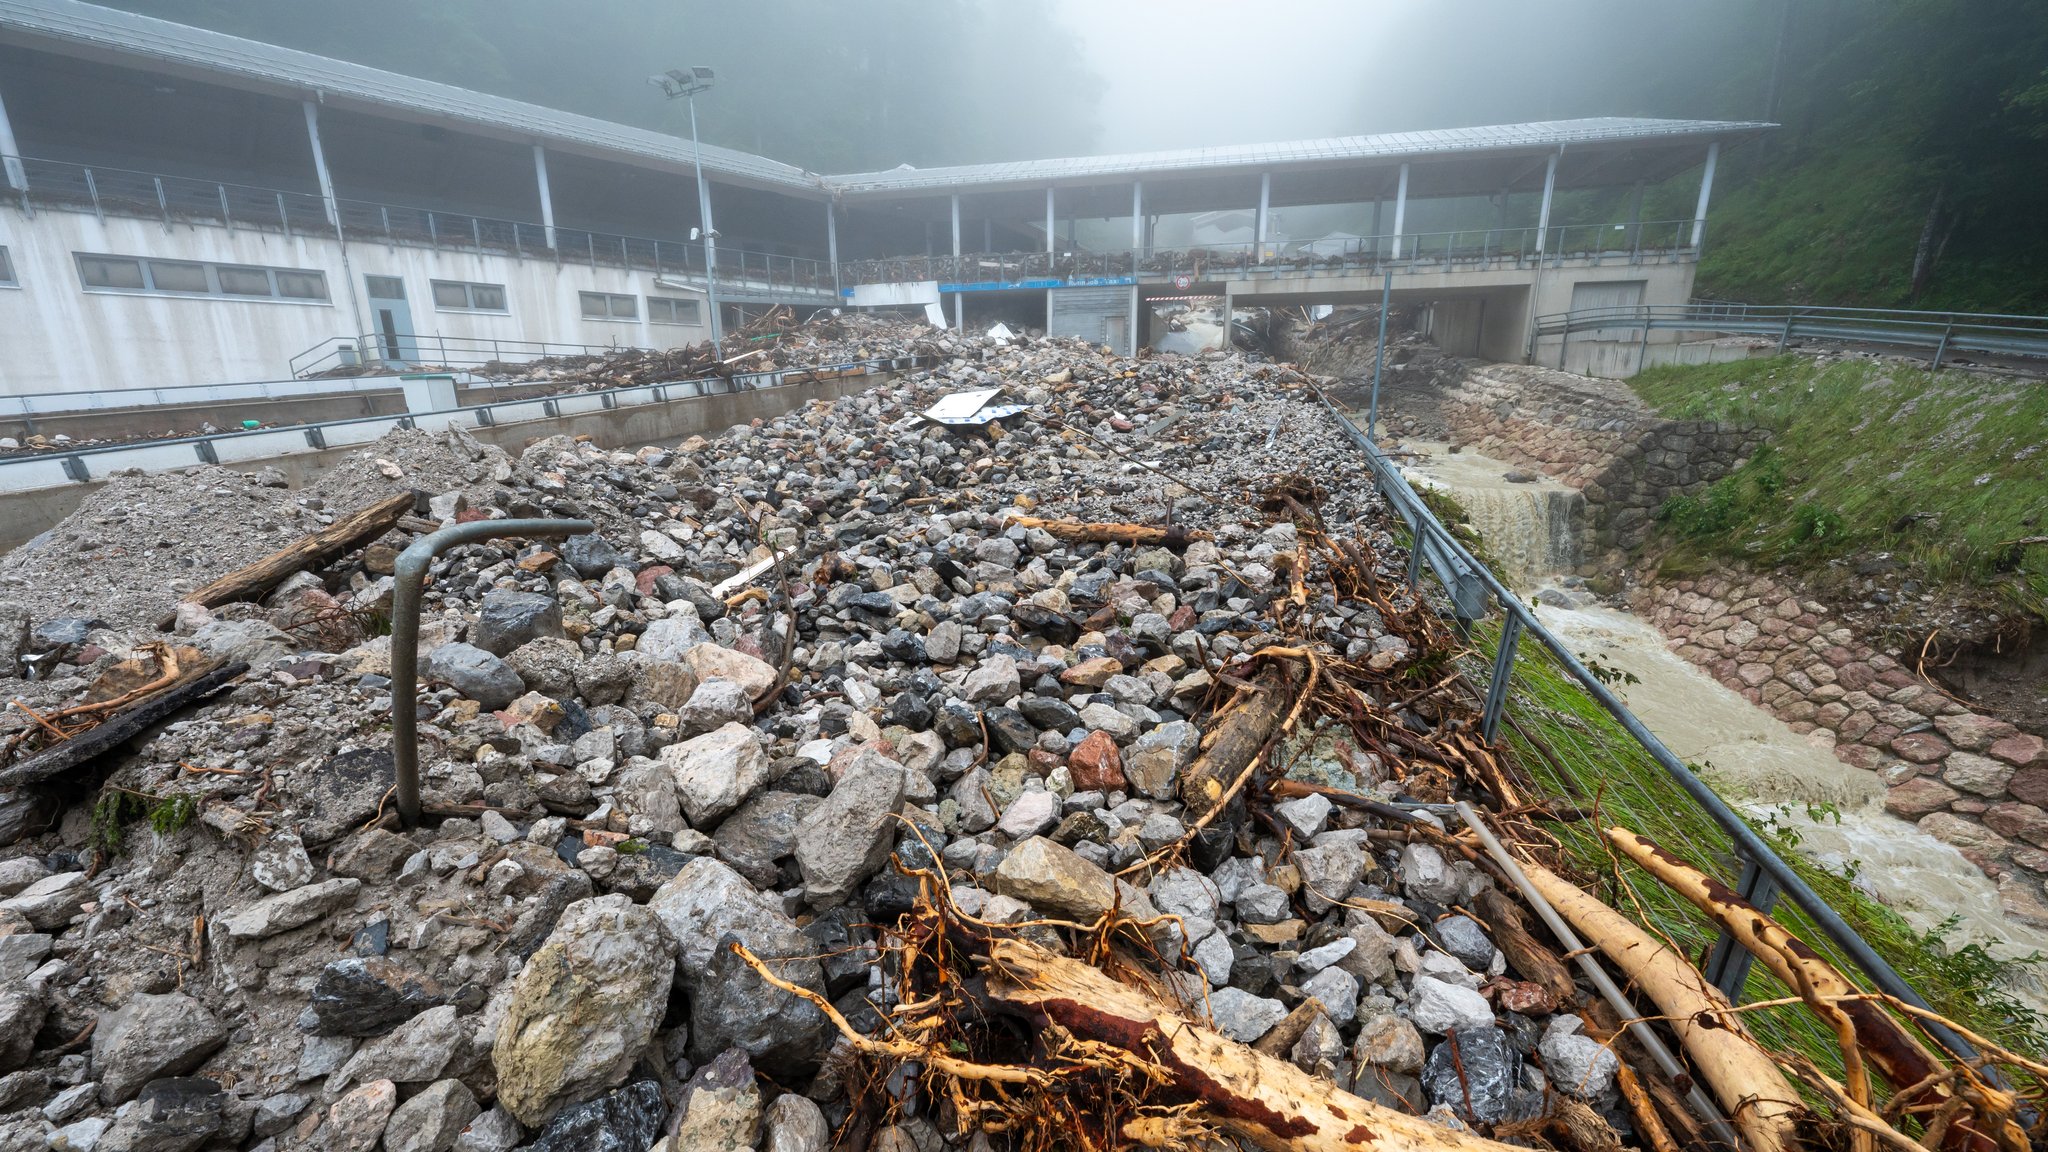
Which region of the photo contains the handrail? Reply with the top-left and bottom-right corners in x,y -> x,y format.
2,152 -> 837,297
1310,383 -> 1986,1070
292,332 -> 641,378
1533,301 -> 2048,370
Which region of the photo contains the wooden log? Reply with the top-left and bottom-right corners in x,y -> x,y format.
154,491 -> 414,629
1003,515 -> 1212,548
1606,827 -> 2020,1152
1473,887 -> 1577,1005
985,937 -> 1530,1152
0,662 -> 247,789
1180,659 -> 1301,821
1518,859 -> 1803,1152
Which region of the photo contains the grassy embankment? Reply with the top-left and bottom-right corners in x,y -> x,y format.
1627,355 -> 2048,622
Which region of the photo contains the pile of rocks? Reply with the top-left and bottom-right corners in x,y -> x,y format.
0,323 -> 1641,1152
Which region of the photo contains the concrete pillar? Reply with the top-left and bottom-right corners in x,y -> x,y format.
301,99 -> 339,226
1131,180 -> 1143,255
531,144 -> 556,249
1691,141 -> 1719,248
1221,285 -> 1234,352
1255,172 -> 1270,261
1045,186 -> 1055,255
950,193 -> 962,257
955,291 -> 964,332
1371,198 -> 1382,252
0,83 -> 26,192
826,200 -> 840,295
1534,150 -> 1559,256
1391,163 -> 1409,258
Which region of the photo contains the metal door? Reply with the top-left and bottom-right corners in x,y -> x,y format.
364,275 -> 419,365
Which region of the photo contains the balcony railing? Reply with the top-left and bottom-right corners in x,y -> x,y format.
840,220 -> 1700,287
1,154 -> 836,297
1532,301 -> 2048,371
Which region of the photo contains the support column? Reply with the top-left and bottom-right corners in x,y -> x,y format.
531,144 -> 556,249
0,84 -> 26,192
1255,172 -> 1270,261
1534,149 -> 1559,256
1371,198 -> 1382,252
1131,180 -> 1143,257
1390,163 -> 1409,258
1691,141 -> 1719,248
950,193 -> 962,257
302,99 -> 339,226
1220,285 -> 1234,352
1045,186 -> 1056,255
826,200 -> 840,296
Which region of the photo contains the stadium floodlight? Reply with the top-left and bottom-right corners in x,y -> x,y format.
651,66 -> 722,343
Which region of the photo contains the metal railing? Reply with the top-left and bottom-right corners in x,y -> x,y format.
1313,385 -> 1985,1072
2,154 -> 836,298
840,220 -> 1699,287
1533,301 -> 2048,372
289,333 -> 639,378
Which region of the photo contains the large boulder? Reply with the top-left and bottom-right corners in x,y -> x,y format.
524,1081 -> 665,1152
491,895 -> 675,1126
95,1077 -> 224,1152
794,748 -> 907,908
660,722 -> 771,826
216,877 -> 360,939
419,643 -> 523,711
91,993 -> 229,1104
648,859 -> 828,1076
471,591 -> 565,657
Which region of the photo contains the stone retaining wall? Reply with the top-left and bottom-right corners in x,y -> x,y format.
1635,573 -> 2048,924
1440,365 -> 1767,562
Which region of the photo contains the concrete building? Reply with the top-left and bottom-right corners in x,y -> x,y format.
0,0 -> 1770,397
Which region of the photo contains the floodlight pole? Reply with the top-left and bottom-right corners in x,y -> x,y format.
685,91 -> 723,347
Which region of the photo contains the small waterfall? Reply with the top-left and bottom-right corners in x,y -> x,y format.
1397,443 -> 1585,590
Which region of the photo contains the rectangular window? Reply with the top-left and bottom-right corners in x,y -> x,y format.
0,246 -> 14,286
646,296 -> 700,325
431,280 -> 507,312
366,275 -> 406,300
580,291 -> 637,321
75,253 -> 327,302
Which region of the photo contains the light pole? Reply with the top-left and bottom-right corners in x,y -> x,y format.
651,67 -> 723,346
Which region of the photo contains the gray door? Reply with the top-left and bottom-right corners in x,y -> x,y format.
364,275 -> 419,365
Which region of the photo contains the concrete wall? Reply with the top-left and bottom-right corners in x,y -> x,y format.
0,206 -> 710,396
1534,334 -> 1777,378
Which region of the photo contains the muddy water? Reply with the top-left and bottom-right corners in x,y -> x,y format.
1395,441 -> 2048,977
1395,442 -> 1584,589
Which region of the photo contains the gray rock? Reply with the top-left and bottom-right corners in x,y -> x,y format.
525,1081 -> 664,1152
1405,976 -> 1494,1035
1234,883 -> 1291,924
192,619 -> 295,668
382,1079 -> 479,1152
450,1107 -> 520,1152
1122,721 -> 1197,799
308,958 -> 450,1037
661,722 -> 771,826
51,1117 -> 108,1152
1273,793 -> 1332,840
96,1077 -> 223,1152
324,1080 -> 399,1152
1423,1027 -> 1512,1124
331,1005 -> 462,1091
794,749 -> 907,908
1301,966 -> 1360,1027
1335,920 -> 1399,989
0,871 -> 89,930
1539,1016 -> 1618,1099
1294,843 -> 1367,915
761,1092 -> 829,1152
0,932 -> 49,987
713,792 -> 820,887
1433,915 -> 1496,972
251,1094 -> 310,1138
611,761 -> 684,837
297,1036 -> 357,1081
1354,1014 -> 1426,1075
0,856 -> 50,895
91,994 -> 228,1104
671,1048 -> 761,1151
562,534 -> 634,579
677,678 -> 754,735
944,768 -> 997,833
0,602 -> 27,679
962,654 -> 1020,703
216,877 -> 360,939
491,895 -> 675,1126
419,643 -> 523,710
995,790 -> 1059,840
923,620 -> 962,664
1147,866 -> 1219,923
471,591 -> 564,657
1398,843 -> 1463,904
1193,933 -> 1234,985
249,831 -> 314,892
0,991 -> 42,1072
1206,987 -> 1287,1043
43,1083 -> 97,1124
1295,936 -> 1355,974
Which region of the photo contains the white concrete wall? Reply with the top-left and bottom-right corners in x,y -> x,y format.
0,207 -> 709,396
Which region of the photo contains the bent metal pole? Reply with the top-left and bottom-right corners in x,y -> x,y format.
390,518 -> 593,826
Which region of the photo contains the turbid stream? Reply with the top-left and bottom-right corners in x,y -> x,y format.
1395,441 -> 2048,984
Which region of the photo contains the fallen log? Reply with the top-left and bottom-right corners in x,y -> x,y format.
0,661 -> 247,789
1473,887 -> 1577,1005
1519,859 -> 1803,1152
984,936 -> 1530,1152
155,491 -> 414,629
1606,827 -> 2023,1152
1179,657 -> 1302,821
1003,515 -> 1212,548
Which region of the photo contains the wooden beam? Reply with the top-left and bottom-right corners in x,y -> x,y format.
155,491 -> 414,629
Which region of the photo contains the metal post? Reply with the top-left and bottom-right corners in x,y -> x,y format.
1367,268 -> 1392,439
1255,171 -> 1270,262
1131,180 -> 1143,264
1932,319 -> 1955,369
1691,141 -> 1719,249
218,184 -> 233,234
687,92 -> 724,346
1701,854 -> 1782,1000
153,176 -> 170,233
390,519 -> 592,827
85,169 -> 103,224
277,190 -> 289,237
1045,186 -> 1055,255
951,193 -> 962,263
532,143 -> 556,249
1390,163 -> 1409,258
0,84 -> 26,192
826,200 -> 840,296
1777,311 -> 1796,353
301,99 -> 339,228
1535,149 -> 1559,258
1637,315 -> 1654,374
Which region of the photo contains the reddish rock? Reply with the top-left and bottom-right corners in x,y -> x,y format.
1836,663 -> 1877,692
1890,730 -> 1952,764
1059,656 -> 1123,688
635,565 -> 674,597
1984,802 -> 2048,847
1989,733 -> 2046,768
2008,766 -> 2048,808
1026,748 -> 1064,776
1835,743 -> 1888,773
1067,731 -> 1124,792
1864,723 -> 1903,749
1885,777 -> 1959,818
1167,604 -> 1196,631
1815,702 -> 1852,729
1917,812 -> 2011,858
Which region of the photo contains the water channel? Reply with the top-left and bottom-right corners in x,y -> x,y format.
1392,440 -> 2048,992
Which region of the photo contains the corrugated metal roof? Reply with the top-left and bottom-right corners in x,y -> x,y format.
0,0 -> 826,192
826,118 -> 1774,194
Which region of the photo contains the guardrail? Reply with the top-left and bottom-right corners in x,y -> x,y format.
841,220 -> 1700,287
1313,385 -> 1986,1072
289,333 -> 639,378
0,372 -> 415,421
0,355 -> 927,496
1533,302 -> 2048,372
2,153 -> 837,299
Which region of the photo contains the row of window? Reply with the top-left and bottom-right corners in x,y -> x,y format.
581,290 -> 700,325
